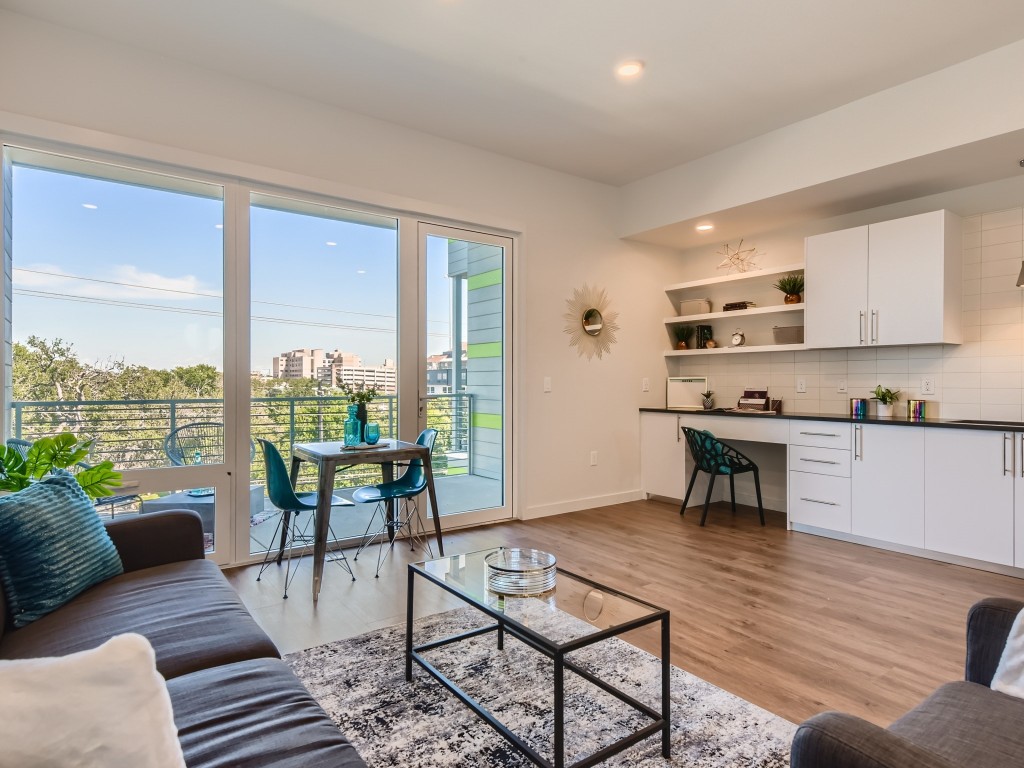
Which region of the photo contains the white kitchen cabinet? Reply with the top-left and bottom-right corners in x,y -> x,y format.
851,424 -> 925,547
640,412 -> 688,500
924,429 -> 1015,566
804,210 -> 962,348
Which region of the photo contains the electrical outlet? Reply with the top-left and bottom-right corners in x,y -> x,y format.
641,377 -> 650,392
590,450 -> 598,466
837,379 -> 848,393
921,377 -> 936,395
796,378 -> 807,393
543,376 -> 552,393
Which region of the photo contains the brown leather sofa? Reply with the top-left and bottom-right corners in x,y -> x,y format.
791,597 -> 1024,768
0,509 -> 366,768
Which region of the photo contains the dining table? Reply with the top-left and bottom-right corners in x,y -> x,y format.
289,439 -> 444,601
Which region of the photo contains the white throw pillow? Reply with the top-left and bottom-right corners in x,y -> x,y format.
0,633 -> 186,768
992,608 -> 1024,699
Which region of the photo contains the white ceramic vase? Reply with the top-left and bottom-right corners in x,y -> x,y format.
876,402 -> 893,418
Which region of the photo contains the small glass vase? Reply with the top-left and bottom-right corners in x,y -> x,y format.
364,423 -> 380,445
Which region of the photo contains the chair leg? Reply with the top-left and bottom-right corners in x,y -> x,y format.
256,511 -> 287,582
282,513 -> 301,599
700,473 -> 716,527
729,473 -> 737,513
275,510 -> 292,565
679,466 -> 700,516
753,468 -> 765,526
354,502 -> 387,561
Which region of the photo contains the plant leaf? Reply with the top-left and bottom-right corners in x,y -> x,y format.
24,436 -> 56,479
0,445 -> 27,478
49,433 -> 93,469
75,461 -> 122,499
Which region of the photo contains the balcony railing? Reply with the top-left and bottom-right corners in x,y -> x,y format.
9,393 -> 471,490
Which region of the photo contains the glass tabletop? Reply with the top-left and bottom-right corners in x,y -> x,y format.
412,547 -> 666,648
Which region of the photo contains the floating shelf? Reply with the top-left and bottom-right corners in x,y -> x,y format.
664,303 -> 804,324
665,342 -> 807,357
664,263 -> 804,293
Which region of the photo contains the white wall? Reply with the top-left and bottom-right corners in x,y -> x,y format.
0,10 -> 680,519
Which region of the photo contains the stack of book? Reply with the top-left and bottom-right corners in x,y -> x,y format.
722,301 -> 756,311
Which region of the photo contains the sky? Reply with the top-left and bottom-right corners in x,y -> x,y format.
11,164 -> 459,375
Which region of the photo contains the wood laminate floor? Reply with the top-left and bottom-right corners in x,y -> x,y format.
226,499 -> 1024,726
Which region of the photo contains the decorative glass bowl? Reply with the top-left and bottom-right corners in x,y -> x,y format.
484,548 -> 557,596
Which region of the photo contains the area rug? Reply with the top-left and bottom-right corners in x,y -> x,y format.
286,604 -> 796,767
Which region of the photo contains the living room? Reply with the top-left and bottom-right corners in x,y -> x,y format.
3,2 -> 1024,767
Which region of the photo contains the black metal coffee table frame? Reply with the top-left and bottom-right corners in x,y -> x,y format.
406,562 -> 671,768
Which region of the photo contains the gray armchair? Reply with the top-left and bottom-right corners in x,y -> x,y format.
791,597 -> 1024,768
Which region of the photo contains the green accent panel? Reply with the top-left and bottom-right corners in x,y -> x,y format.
467,269 -> 502,290
468,342 -> 502,358
446,467 -> 468,476
472,412 -> 503,430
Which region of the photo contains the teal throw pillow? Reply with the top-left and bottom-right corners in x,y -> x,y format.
0,472 -> 124,627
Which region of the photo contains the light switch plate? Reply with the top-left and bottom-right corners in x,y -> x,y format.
642,377 -> 650,392
837,379 -> 848,393
543,376 -> 552,393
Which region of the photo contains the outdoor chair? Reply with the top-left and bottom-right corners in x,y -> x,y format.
255,438 -> 354,598
351,428 -> 437,578
163,422 -> 255,466
679,427 -> 765,526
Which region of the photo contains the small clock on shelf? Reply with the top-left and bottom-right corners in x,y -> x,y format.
731,329 -> 745,347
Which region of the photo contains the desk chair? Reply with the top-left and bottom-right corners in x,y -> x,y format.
255,438 -> 354,598
351,428 -> 437,578
680,427 -> 765,526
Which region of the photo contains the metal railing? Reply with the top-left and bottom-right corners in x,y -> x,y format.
10,393 -> 471,490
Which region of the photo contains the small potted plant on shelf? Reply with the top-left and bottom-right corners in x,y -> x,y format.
339,381 -> 381,442
673,325 -> 694,350
701,390 -> 715,410
772,273 -> 805,304
871,385 -> 901,418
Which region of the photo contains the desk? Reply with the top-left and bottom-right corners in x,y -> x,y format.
290,439 -> 444,600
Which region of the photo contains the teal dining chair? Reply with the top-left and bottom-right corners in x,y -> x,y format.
255,438 -> 355,597
679,427 -> 765,527
351,428 -> 438,578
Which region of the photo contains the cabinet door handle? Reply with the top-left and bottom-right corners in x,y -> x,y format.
676,415 -> 681,443
1004,433 -> 1013,476
800,497 -> 840,506
854,425 -> 863,460
1019,433 -> 1023,478
859,310 -> 865,345
799,431 -> 840,437
800,458 -> 840,465
870,309 -> 879,344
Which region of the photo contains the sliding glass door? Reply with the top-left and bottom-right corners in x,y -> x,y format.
419,223 -> 512,528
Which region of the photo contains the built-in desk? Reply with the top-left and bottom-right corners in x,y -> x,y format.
639,408 -> 1024,577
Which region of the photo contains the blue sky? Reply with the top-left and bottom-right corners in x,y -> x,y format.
11,165 -> 457,374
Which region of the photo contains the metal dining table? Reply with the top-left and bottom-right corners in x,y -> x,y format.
289,439 -> 444,601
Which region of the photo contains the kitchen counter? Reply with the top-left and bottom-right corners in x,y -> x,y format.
638,407 -> 1023,432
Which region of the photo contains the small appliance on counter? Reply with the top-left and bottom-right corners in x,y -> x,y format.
666,376 -> 709,410
737,390 -> 770,411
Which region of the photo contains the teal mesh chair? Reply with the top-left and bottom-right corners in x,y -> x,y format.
255,438 -> 354,597
351,428 -> 437,578
680,427 -> 765,527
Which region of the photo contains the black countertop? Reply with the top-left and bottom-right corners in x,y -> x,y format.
638,407 -> 1023,432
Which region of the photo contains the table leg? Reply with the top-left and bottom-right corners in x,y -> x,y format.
382,461 -> 396,542
661,613 -> 672,758
406,566 -> 415,681
554,653 -> 565,768
422,455 -> 445,556
289,455 -> 301,487
312,461 -> 336,602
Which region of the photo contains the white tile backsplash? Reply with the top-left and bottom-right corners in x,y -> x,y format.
672,208 -> 1024,419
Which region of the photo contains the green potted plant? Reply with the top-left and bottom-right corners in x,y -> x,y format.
339,381 -> 382,441
673,325 -> 694,350
0,433 -> 122,498
871,385 -> 901,418
772,273 -> 805,304
701,390 -> 715,410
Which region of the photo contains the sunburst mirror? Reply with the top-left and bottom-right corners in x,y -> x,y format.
564,284 -> 620,360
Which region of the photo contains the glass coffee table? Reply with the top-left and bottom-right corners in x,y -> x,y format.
406,548 -> 671,768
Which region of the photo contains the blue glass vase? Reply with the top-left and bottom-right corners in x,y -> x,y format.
343,404 -> 361,446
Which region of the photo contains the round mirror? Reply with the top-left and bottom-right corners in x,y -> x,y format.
582,308 -> 603,336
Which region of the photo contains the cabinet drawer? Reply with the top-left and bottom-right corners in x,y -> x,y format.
790,421 -> 851,448
789,472 -> 851,532
789,444 -> 850,477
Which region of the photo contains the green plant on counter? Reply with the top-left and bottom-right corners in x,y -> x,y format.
772,273 -> 805,295
871,385 -> 901,405
0,433 -> 122,498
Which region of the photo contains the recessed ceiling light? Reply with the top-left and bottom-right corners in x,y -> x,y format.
616,60 -> 645,79
696,224 -> 714,232
82,203 -> 98,209
326,241 -> 337,246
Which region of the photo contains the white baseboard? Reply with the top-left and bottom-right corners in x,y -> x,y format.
521,489 -> 644,520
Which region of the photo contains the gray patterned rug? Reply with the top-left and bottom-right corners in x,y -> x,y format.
287,606 -> 795,767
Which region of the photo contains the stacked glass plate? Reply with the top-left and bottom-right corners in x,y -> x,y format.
484,548 -> 557,596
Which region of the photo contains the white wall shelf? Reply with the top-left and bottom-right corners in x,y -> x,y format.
664,262 -> 804,293
664,303 -> 804,324
665,342 -> 806,357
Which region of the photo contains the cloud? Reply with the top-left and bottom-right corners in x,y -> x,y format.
13,263 -> 218,301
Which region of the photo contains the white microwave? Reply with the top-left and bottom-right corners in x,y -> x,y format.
666,376 -> 708,410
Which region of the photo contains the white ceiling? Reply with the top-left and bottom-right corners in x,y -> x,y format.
4,0 -> 1024,186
